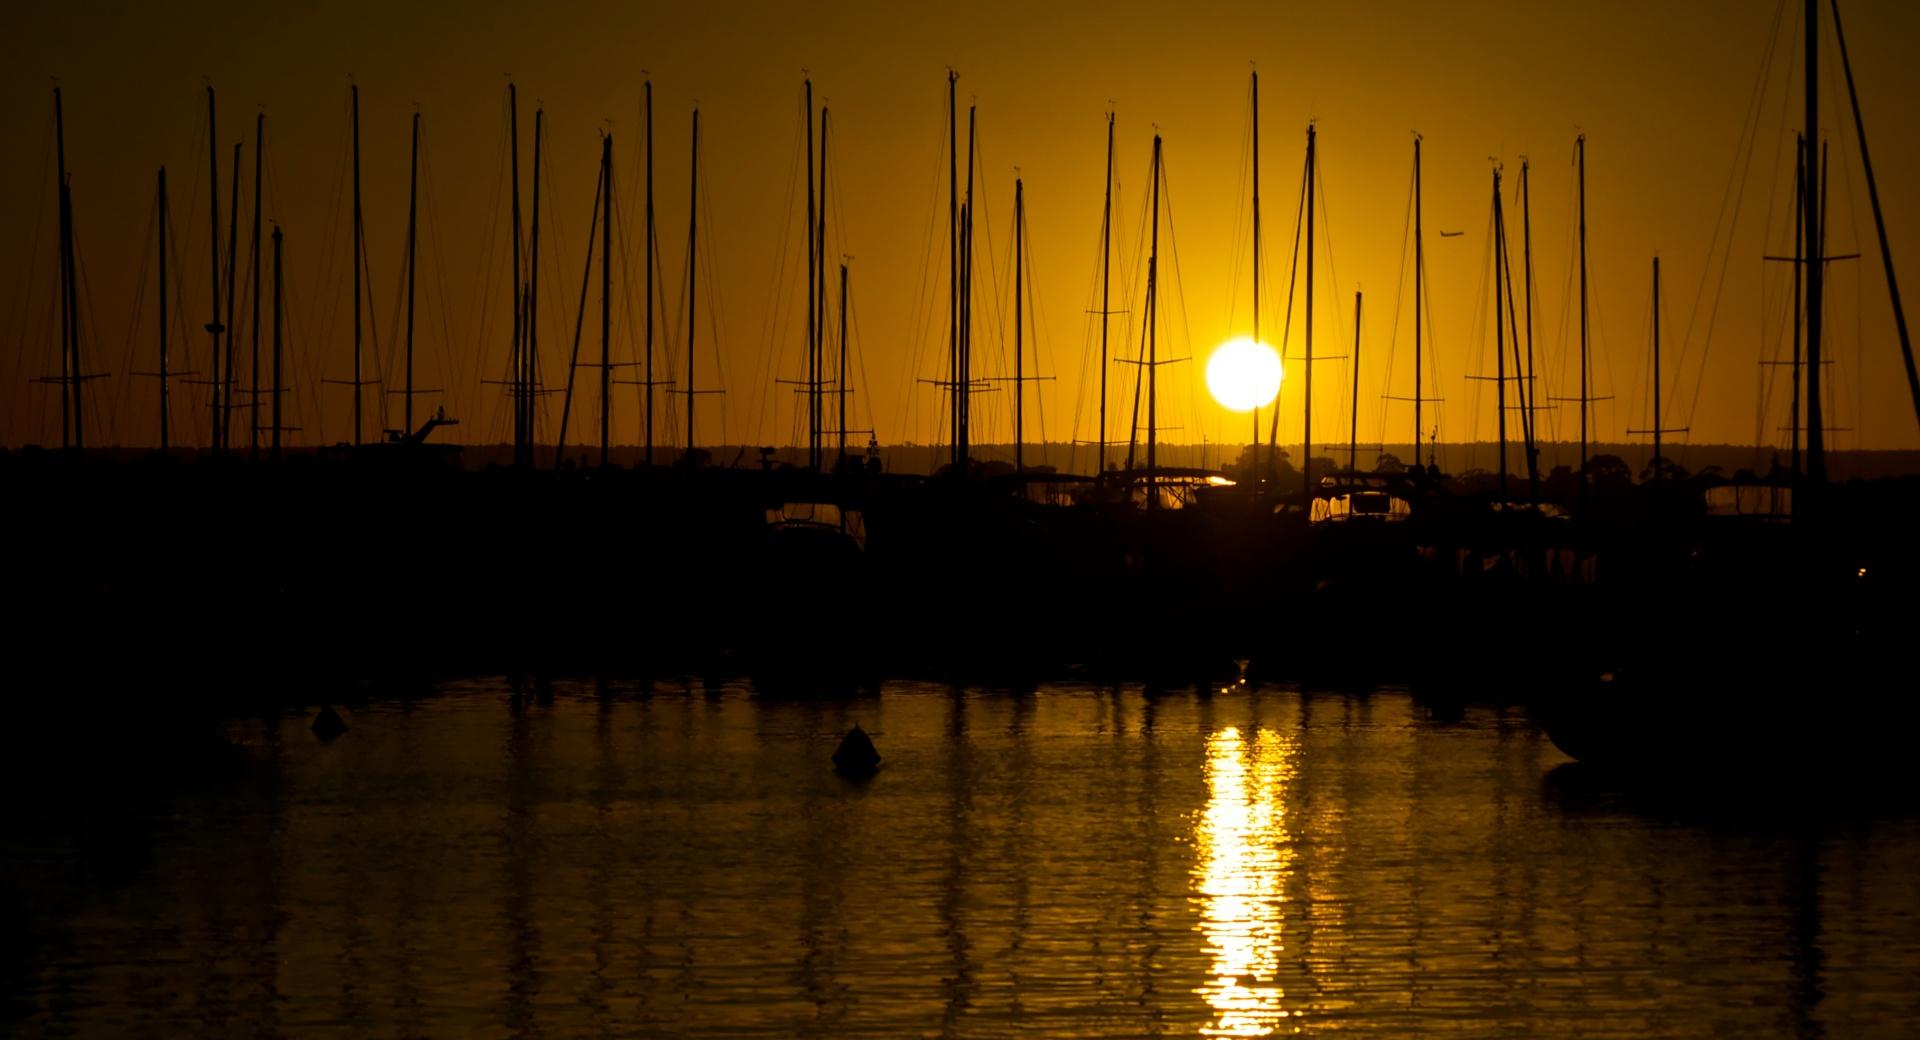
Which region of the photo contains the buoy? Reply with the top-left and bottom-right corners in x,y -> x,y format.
832,724 -> 880,777
312,705 -> 348,740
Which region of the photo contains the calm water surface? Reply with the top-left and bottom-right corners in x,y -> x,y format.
5,680 -> 1917,1037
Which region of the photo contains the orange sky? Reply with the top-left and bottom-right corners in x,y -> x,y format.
4,0 -> 1919,459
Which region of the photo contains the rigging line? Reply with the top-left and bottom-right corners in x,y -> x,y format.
114,187 -> 161,435
1025,221 -> 1056,460
1314,151 -> 1352,447
1224,92 -> 1254,336
1464,197 -> 1496,464
1374,151 -> 1415,451
1157,151 -> 1207,446
902,85 -> 951,449
1674,0 -> 1788,435
849,270 -> 877,440
419,123 -> 467,411
7,115 -> 56,444
753,91 -> 806,447
696,150 -> 732,447
1832,62 -> 1865,448
1266,145 -> 1308,453
67,222 -> 113,446
1068,137 -> 1114,459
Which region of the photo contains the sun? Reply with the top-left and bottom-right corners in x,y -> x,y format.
1205,338 -> 1283,413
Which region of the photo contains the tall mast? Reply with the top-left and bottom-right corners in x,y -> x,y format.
250,113 -> 264,461
1577,135 -> 1589,498
1790,134 -> 1805,475
271,224 -> 283,463
1414,135 -> 1425,469
350,84 -> 363,445
1652,256 -> 1663,496
817,106 -> 830,471
1301,123 -> 1315,501
158,167 -> 171,452
947,71 -> 959,471
1147,134 -> 1162,507
960,102 -> 976,471
1521,158 -> 1539,501
805,78 -> 817,472
1350,290 -> 1361,473
222,142 -> 240,450
1015,176 -> 1025,472
206,86 -> 225,454
52,90 -> 73,449
548,137 -> 604,470
1803,0 -> 1824,483
1099,112 -> 1113,473
529,108 -> 544,459
686,107 -> 700,458
599,132 -> 613,467
405,112 -> 420,433
1493,167 -> 1508,501
508,84 -> 524,464
1252,72 -> 1262,471
1830,0 -> 1920,434
838,263 -> 849,465
644,80 -> 656,466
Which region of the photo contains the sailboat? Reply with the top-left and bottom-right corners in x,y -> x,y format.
1540,0 -> 1917,771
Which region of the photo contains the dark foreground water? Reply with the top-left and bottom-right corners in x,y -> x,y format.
5,680 -> 1918,1038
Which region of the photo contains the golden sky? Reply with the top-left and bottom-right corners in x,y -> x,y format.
4,0 -> 1918,457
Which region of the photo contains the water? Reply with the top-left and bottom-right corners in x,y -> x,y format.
5,680 -> 1917,1038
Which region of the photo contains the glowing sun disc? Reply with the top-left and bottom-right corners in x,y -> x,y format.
1206,338 -> 1283,412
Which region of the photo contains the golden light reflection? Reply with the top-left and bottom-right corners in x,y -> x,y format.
1192,726 -> 1299,1037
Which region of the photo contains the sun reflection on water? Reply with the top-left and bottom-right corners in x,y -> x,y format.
1192,726 -> 1299,1037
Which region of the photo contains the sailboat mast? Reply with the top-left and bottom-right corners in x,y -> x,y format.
1521,158 -> 1539,501
1015,176 -> 1024,473
1350,290 -> 1361,474
1520,161 -> 1536,502
687,107 -> 700,458
1789,136 -> 1805,474
1147,134 -> 1162,507
1829,0 -> 1920,433
223,142 -> 240,449
158,167 -> 171,452
405,112 -> 420,433
206,86 -> 225,453
1100,112 -> 1113,473
53,90 -> 71,449
1493,167 -> 1508,501
1252,71 -> 1262,468
1414,135 -> 1424,469
251,113 -> 263,461
947,71 -> 959,471
805,79 -> 816,472
1803,0 -> 1824,483
508,84 -> 524,464
529,108 -> 544,458
838,263 -> 849,466
350,84 -> 363,446
600,132 -> 613,467
961,103 -> 976,471
644,80 -> 655,466
817,107 -> 830,471
271,224 -> 283,462
1577,135 -> 1589,498
1302,123 -> 1315,501
1652,256 -> 1663,496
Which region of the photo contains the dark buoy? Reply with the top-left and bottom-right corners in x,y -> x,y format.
311,705 -> 348,741
832,724 -> 880,777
